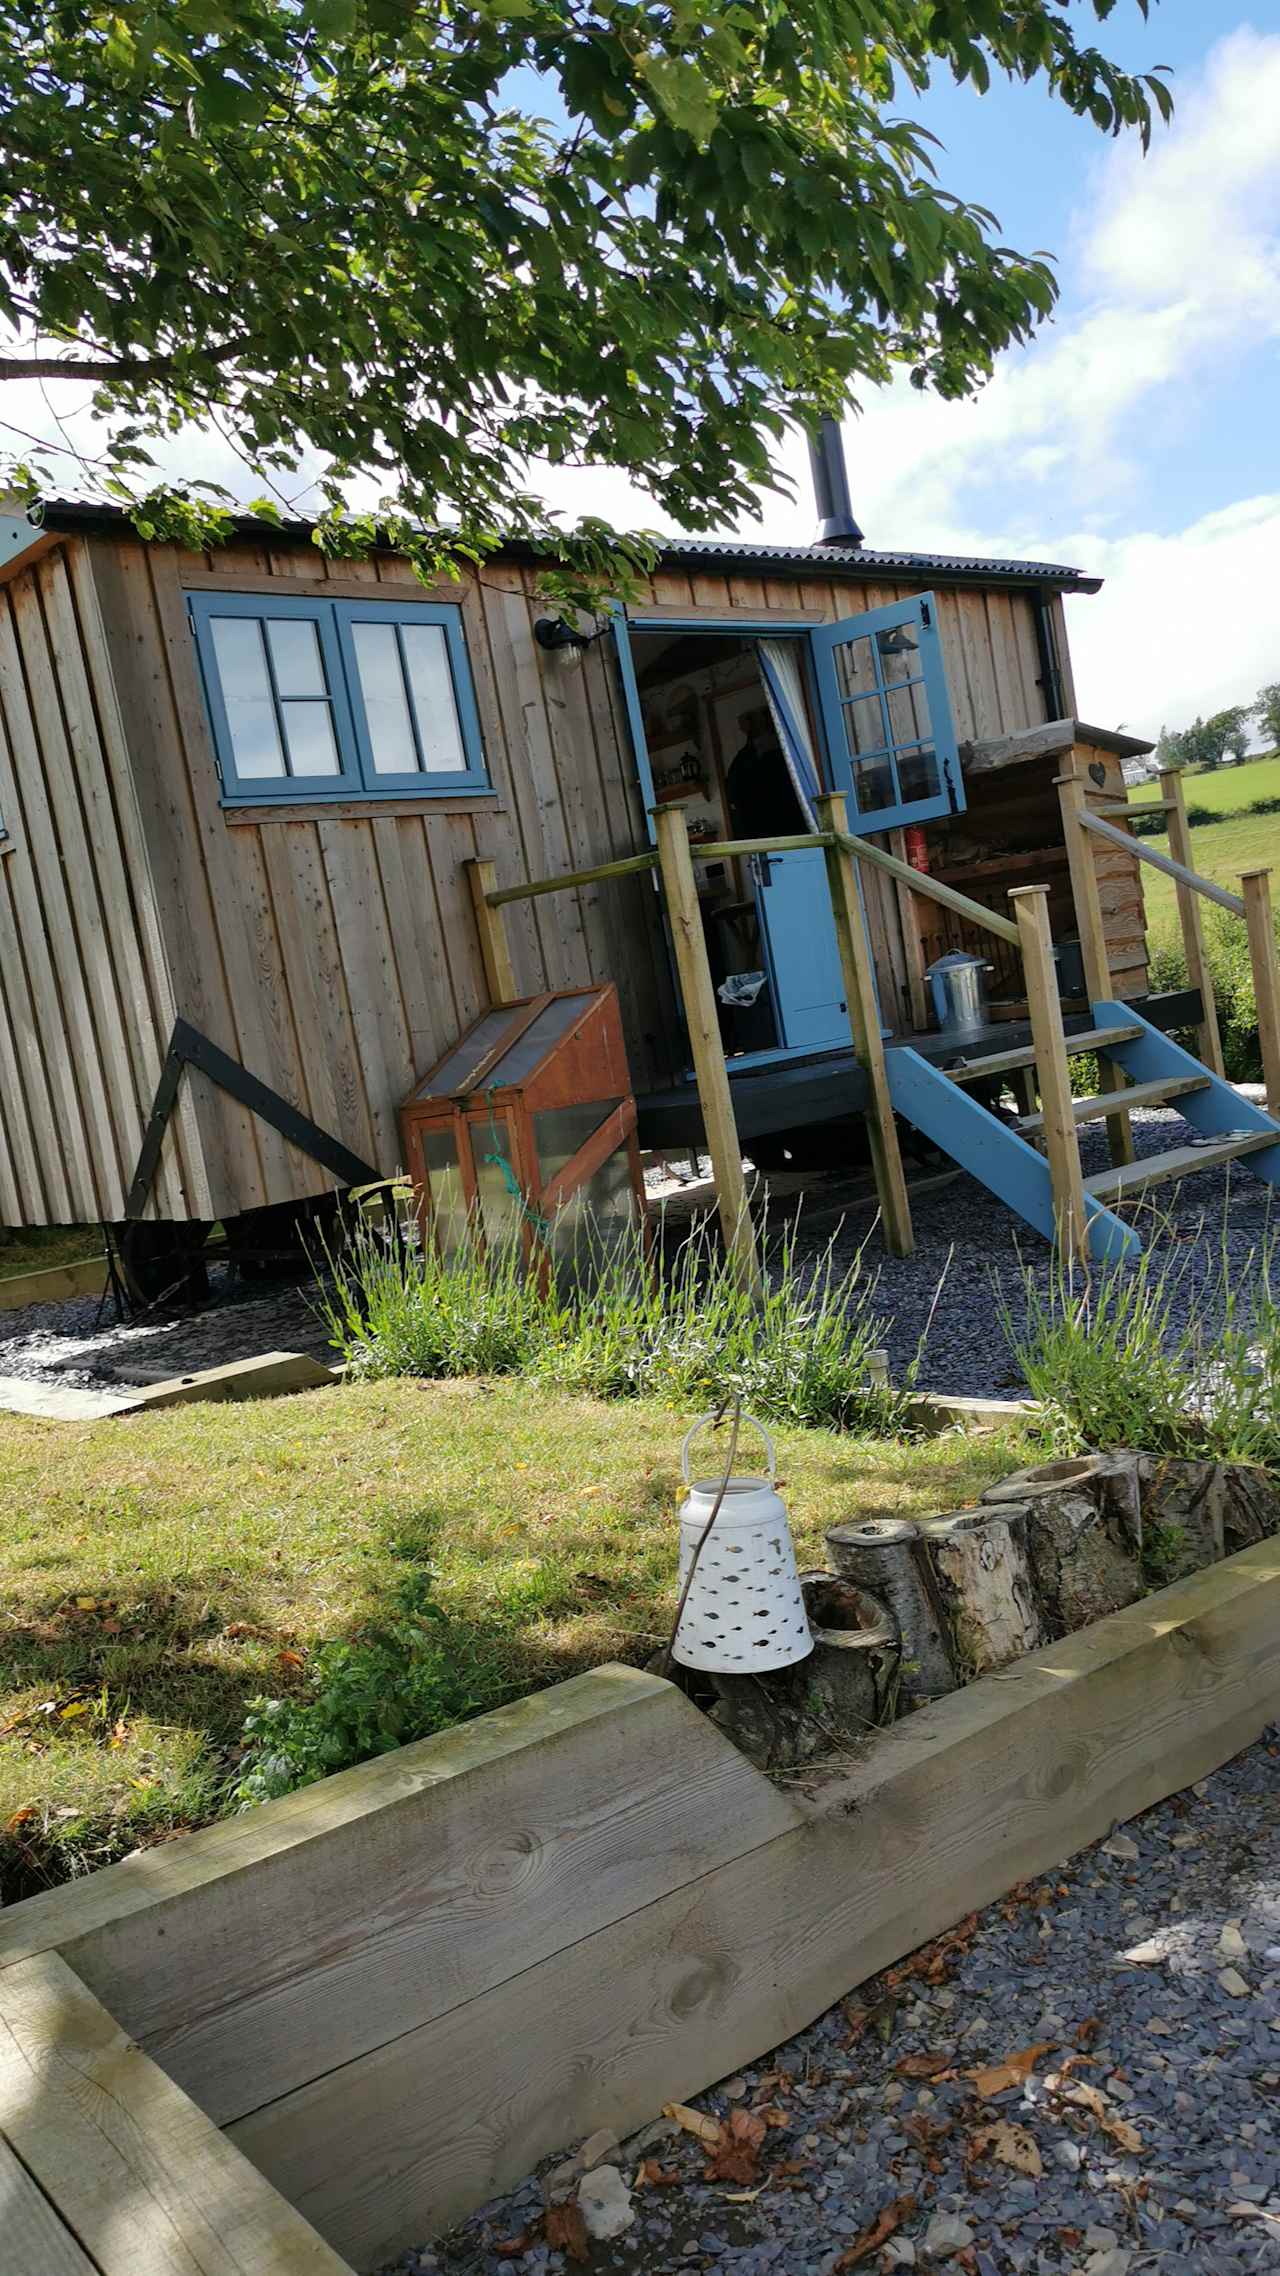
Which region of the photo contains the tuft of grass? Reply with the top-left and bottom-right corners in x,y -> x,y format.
0,1379 -> 1028,1894
1000,1209 -> 1280,1469
322,1209 -> 918,1436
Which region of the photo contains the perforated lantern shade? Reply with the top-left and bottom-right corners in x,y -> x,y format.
399,985 -> 646,1275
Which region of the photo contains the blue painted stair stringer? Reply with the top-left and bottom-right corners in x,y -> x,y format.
886,1047 -> 1142,1262
1092,1001 -> 1280,1178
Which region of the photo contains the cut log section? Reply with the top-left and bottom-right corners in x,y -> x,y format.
979,1458 -> 1143,1635
919,1506 -> 1046,1677
704,1577 -> 896,1771
824,1517 -> 958,1699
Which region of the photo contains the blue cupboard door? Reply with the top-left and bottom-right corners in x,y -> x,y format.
810,593 -> 964,834
753,848 -> 852,1051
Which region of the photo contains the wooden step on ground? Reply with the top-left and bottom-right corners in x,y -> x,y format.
946,1022 -> 1143,1085
1085,1128 -> 1280,1203
1018,1072 -> 1210,1135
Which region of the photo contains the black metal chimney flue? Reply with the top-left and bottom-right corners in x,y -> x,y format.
807,414 -> 863,547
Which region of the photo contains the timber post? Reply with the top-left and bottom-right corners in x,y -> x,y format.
1241,868 -> 1280,1114
1010,884 -> 1089,1260
816,793 -> 914,1257
1160,767 -> 1226,1077
1055,758 -> 1133,1166
653,805 -> 762,1297
465,858 -> 518,1005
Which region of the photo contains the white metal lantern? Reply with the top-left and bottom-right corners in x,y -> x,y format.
672,1413 -> 813,1673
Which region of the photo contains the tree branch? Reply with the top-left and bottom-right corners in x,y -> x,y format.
0,355 -> 177,383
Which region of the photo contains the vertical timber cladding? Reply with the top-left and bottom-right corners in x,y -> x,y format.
86,535 -> 676,1225
640,561 -> 1056,1036
0,541 -> 208,1230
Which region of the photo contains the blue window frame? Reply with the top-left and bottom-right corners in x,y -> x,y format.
810,593 -> 963,833
187,590 -> 492,804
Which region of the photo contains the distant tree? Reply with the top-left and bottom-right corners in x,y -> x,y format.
1177,710 -> 1249,771
1154,724 -> 1185,771
1253,684 -> 1280,753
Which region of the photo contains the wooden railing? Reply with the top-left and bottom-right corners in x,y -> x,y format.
468,802 -> 1092,1282
1058,759 -> 1280,1114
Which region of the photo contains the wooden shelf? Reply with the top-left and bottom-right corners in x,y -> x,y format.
654,781 -> 711,805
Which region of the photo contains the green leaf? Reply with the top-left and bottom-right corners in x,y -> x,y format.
636,53 -> 719,146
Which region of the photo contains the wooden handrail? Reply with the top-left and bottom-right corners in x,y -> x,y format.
832,829 -> 1021,948
1075,806 -> 1246,916
486,850 -> 659,905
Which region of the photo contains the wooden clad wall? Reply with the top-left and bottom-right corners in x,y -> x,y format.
0,544 -> 207,1227
85,536 -> 676,1224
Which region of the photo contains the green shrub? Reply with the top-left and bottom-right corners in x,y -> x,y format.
233,1564 -> 500,1806
1149,910 -> 1267,1084
1000,1215 -> 1280,1471
322,1208 -> 916,1436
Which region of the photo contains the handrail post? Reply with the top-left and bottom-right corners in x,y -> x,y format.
1161,766 -> 1225,1077
653,806 -> 762,1296
465,858 -> 518,1005
1010,885 -> 1089,1259
816,793 -> 914,1258
1055,758 -> 1133,1166
1242,868 -> 1280,1113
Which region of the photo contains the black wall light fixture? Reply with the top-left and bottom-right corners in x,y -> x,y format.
533,615 -> 600,659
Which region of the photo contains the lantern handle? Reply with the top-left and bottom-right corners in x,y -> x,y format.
681,1410 -> 775,1485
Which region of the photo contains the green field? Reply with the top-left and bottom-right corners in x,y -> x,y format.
1128,751 -> 1280,814
1136,805 -> 1280,949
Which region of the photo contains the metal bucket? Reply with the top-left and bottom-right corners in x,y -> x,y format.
926,951 -> 992,1040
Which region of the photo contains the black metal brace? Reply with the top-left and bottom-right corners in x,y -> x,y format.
126,1018 -> 378,1221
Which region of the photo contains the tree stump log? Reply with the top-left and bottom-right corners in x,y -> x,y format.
919,1506 -> 1046,1677
1218,1464 -> 1280,1555
1135,1456 -> 1227,1580
824,1517 -> 958,1700
703,1577 -> 896,1771
979,1458 -> 1143,1635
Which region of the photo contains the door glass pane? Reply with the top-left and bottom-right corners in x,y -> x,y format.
852,753 -> 896,813
280,700 -> 341,776
421,1125 -> 469,1258
876,629 -> 922,686
896,744 -> 940,803
831,630 -> 879,702
841,691 -> 889,758
352,621 -> 420,775
402,623 -> 467,773
471,1114 -> 520,1246
210,617 -> 284,778
266,617 -> 326,697
886,679 -> 931,747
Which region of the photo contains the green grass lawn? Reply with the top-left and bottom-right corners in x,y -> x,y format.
0,1225 -> 104,1278
0,1379 -> 1030,1898
1133,803 -> 1280,951
1128,752 -> 1280,813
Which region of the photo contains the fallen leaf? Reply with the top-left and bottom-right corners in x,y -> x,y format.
720,2185 -> 768,2203
895,2051 -> 953,2079
706,2108 -> 767,2185
833,2193 -> 916,2269
276,1648 -> 306,1672
57,1700 -> 89,1720
662,2101 -> 722,2149
1075,2016 -> 1103,2048
543,2202 -> 590,2263
635,2161 -> 680,2189
966,2041 -> 1054,2098
760,2104 -> 791,2130
3,1806 -> 36,1833
969,2120 -> 1043,2178
493,2237 -> 531,2259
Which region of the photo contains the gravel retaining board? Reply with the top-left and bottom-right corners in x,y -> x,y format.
397,1731 -> 1280,2276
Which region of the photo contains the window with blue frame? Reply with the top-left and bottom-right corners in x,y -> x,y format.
187,591 -> 491,802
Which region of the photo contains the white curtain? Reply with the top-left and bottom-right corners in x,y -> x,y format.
758,639 -> 822,830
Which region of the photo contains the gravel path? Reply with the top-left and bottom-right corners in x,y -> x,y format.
788,1104 -> 1280,1399
0,1263 -> 334,1389
392,1733 -> 1280,2276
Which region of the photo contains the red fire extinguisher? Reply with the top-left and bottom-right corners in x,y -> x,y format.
903,825 -> 930,873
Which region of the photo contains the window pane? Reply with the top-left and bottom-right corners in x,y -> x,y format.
896,743 -> 940,803
266,617 -> 327,698
281,700 -> 340,776
853,753 -> 895,813
831,632 -> 879,703
470,1115 -> 520,1247
534,1102 -> 621,1192
352,622 -> 420,775
886,679 -> 931,749
841,691 -> 889,759
402,623 -> 467,773
211,616 -> 284,778
421,1125 -> 469,1259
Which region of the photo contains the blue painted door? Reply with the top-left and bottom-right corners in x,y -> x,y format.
752,847 -> 851,1052
810,593 -> 964,833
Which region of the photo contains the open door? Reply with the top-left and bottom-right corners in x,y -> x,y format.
810,593 -> 963,834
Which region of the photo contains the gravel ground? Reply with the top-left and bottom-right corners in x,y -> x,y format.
390,1733 -> 1280,2276
786,1104 -> 1280,1400
0,1263 -> 334,1389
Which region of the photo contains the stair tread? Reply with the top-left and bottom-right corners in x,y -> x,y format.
1018,1073 -> 1210,1134
946,1023 -> 1143,1084
1085,1128 -> 1280,1201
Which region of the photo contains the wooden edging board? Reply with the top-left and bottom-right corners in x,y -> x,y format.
0,1254 -> 106,1311
3,1538 -> 1280,2272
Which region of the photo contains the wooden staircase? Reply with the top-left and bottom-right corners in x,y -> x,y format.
887,1001 -> 1280,1261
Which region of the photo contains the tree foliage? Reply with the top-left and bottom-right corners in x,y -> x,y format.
1253,684 -> 1280,753
1161,707 -> 1253,772
0,0 -> 1172,592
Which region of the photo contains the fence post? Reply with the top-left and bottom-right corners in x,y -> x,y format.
816,794 -> 914,1258
465,859 -> 518,1006
1242,868 -> 1280,1114
1160,767 -> 1226,1078
1055,757 -> 1133,1166
1010,884 -> 1089,1259
653,806 -> 762,1297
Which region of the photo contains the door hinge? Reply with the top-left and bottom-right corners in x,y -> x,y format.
921,600 -> 932,629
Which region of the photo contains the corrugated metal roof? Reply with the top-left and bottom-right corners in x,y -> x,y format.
15,497 -> 1101,592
